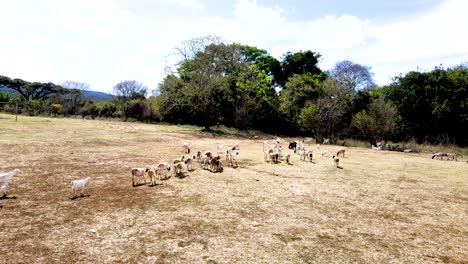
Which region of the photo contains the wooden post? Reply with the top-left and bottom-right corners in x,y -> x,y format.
15,101 -> 18,122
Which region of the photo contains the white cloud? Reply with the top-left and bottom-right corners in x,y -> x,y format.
0,0 -> 466,93
174,0 -> 204,9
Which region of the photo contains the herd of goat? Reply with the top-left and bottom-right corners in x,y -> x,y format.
0,138 -> 464,201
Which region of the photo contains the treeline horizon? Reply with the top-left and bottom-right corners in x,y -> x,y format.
1,37 -> 467,146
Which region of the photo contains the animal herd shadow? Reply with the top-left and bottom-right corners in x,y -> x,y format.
0,195 -> 17,200
70,194 -> 91,200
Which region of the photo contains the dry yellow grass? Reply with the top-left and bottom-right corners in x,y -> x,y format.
0,113 -> 467,263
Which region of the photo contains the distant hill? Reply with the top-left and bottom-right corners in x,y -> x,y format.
0,85 -> 113,102
82,90 -> 114,101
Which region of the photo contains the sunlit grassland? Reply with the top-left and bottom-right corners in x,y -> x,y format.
0,113 -> 467,263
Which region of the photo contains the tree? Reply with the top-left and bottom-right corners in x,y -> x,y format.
352,96 -> 398,145
299,97 -> 346,143
384,65 -> 467,145
279,73 -> 322,122
61,81 -> 90,91
113,80 -> 147,99
279,50 -> 324,87
329,60 -> 376,91
165,35 -> 223,75
113,80 -> 147,120
232,65 -> 276,129
0,75 -> 65,101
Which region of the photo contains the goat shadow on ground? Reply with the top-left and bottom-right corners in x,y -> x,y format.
176,172 -> 189,179
0,196 -> 17,200
132,183 -> 147,187
70,194 -> 91,200
148,183 -> 164,187
337,166 -> 343,169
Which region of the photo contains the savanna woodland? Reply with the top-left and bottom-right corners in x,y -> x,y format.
1,36 -> 467,147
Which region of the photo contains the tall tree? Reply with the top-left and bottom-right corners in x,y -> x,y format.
61,81 -> 90,91
352,96 -> 398,145
113,80 -> 147,120
329,60 -> 376,91
0,75 -> 64,101
113,80 -> 147,100
280,50 -> 324,87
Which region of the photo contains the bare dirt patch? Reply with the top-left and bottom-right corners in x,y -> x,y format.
0,113 -> 467,263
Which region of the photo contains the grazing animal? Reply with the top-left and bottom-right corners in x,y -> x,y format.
1,184 -> 9,197
210,156 -> 223,172
306,150 -> 313,162
226,150 -> 238,167
147,169 -> 159,185
298,149 -> 307,161
196,151 -> 202,162
0,169 -> 21,185
372,145 -> 382,150
403,149 -> 412,153
445,153 -> 457,161
183,143 -> 191,154
185,157 -> 194,171
295,141 -> 305,153
131,168 -> 148,186
173,156 -> 185,164
200,155 -> 211,169
269,150 -> 279,163
333,156 -> 340,167
323,138 -> 330,144
173,162 -> 184,177
432,152 -> 444,160
156,162 -> 171,179
336,149 -> 345,157
288,142 -> 297,150
70,177 -> 91,196
231,143 -> 240,150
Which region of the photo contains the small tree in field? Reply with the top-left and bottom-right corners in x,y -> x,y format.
113,80 -> 147,120
352,96 -> 397,146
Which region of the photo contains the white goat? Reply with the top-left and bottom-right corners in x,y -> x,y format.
200,154 -> 211,169
0,169 -> 21,185
432,152 -> 444,160
156,162 -> 171,179
182,143 -> 191,154
131,168 -> 147,186
372,145 -> 382,150
446,153 -> 458,161
305,150 -> 313,162
231,143 -> 240,150
226,150 -> 238,167
296,141 -> 305,153
297,149 -> 308,161
1,184 -> 9,197
70,177 -> 91,197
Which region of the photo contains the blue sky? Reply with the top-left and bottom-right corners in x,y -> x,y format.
0,0 -> 466,94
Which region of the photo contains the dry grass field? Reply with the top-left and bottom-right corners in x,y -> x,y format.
0,113 -> 467,264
